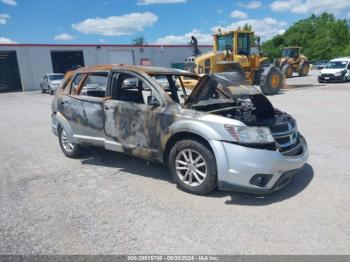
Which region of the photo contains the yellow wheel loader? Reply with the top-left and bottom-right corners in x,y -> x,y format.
275,47 -> 309,78
187,30 -> 284,95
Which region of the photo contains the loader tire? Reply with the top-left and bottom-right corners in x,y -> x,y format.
299,61 -> 309,77
282,64 -> 294,78
260,66 -> 283,95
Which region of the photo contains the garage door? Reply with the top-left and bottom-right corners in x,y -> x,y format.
109,50 -> 134,65
51,51 -> 85,74
0,51 -> 22,93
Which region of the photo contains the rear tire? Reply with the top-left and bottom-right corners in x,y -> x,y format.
282,64 -> 294,78
40,85 -> 45,93
168,139 -> 217,195
298,61 -> 309,77
260,66 -> 283,95
58,127 -> 82,158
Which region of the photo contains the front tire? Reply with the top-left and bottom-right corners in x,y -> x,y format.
168,139 -> 217,195
260,66 -> 283,95
58,127 -> 82,158
282,64 -> 294,78
298,61 -> 309,77
342,75 -> 347,83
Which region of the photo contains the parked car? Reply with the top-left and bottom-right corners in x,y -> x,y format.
315,60 -> 328,70
51,65 -> 308,195
318,57 -> 350,83
40,73 -> 64,95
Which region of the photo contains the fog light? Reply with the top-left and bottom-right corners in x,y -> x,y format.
250,174 -> 273,187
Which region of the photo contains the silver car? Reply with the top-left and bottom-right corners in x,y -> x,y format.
40,73 -> 64,95
51,65 -> 308,195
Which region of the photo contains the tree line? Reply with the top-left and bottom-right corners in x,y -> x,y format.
261,13 -> 350,61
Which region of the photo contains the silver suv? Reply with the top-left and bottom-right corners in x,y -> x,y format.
51,65 -> 308,195
41,73 -> 64,95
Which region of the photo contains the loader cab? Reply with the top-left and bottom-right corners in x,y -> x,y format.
282,47 -> 301,59
215,34 -> 234,52
214,31 -> 253,56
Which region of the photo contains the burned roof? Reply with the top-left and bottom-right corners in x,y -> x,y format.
65,64 -> 197,78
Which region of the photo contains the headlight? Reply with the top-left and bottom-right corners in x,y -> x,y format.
334,70 -> 346,76
224,125 -> 274,144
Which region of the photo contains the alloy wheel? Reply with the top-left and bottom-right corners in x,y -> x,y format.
61,130 -> 74,153
175,149 -> 207,187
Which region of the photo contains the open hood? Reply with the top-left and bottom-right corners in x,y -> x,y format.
185,73 -> 260,106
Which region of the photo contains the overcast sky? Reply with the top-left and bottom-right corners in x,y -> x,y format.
0,0 -> 350,45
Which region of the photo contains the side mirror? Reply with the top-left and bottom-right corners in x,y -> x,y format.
147,96 -> 160,107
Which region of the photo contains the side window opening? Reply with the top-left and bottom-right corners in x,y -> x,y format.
79,72 -> 108,98
112,73 -> 157,105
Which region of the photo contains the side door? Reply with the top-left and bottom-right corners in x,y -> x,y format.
60,72 -> 108,146
103,71 -> 163,161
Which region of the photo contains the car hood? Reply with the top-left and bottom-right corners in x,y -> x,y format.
320,68 -> 346,74
185,73 -> 260,105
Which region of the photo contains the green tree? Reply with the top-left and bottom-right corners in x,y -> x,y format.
262,13 -> 350,61
132,36 -> 147,45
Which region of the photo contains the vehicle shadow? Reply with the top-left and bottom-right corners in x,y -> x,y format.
79,147 -> 313,205
80,147 -> 170,182
211,163 -> 314,206
286,84 -> 325,88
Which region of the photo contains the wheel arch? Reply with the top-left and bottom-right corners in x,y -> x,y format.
162,131 -> 214,165
55,112 -> 75,143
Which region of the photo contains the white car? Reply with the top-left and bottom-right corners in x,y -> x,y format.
318,57 -> 350,83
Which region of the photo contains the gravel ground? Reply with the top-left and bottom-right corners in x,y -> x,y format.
0,70 -> 349,255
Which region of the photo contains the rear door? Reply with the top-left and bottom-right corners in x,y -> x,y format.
60,72 -> 108,146
103,71 -> 163,160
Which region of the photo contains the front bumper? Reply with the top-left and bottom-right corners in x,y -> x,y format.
210,136 -> 309,194
318,74 -> 344,82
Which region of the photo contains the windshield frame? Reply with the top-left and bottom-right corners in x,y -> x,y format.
148,73 -> 199,105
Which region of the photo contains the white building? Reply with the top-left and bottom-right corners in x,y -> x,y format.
0,44 -> 211,92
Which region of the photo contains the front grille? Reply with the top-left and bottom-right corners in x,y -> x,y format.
320,74 -> 335,79
270,121 -> 300,156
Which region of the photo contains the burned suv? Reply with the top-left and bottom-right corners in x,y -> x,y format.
51,65 -> 308,195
